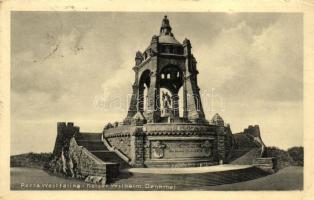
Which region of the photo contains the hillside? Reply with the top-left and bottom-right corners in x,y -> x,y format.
11,152 -> 52,169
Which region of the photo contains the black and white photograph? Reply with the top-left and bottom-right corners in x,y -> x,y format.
8,11 -> 304,191
1,1 -> 310,196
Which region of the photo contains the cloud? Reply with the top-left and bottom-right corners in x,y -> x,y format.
11,14 -> 141,120
196,14 -> 302,104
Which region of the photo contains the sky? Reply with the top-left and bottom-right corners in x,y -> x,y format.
11,12 -> 303,155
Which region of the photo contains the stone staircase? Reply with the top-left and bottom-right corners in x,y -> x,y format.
114,166 -> 270,189
91,151 -> 130,169
76,133 -> 130,169
74,133 -> 269,188
230,147 -> 261,165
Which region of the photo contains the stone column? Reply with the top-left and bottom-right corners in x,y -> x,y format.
183,74 -> 188,120
183,39 -> 206,122
145,67 -> 161,123
171,93 -> 179,118
138,86 -> 145,112
126,83 -> 139,119
125,65 -> 140,122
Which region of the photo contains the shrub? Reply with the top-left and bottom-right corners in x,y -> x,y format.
288,146 -> 304,166
265,146 -> 293,169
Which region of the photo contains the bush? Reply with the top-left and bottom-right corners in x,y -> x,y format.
288,146 -> 304,166
265,146 -> 293,169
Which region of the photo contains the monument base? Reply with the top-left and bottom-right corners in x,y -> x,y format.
103,123 -> 226,168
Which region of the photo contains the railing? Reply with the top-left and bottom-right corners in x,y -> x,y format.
101,134 -> 131,163
71,138 -> 105,165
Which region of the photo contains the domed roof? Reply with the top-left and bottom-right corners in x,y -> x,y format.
158,35 -> 181,45
143,16 -> 183,53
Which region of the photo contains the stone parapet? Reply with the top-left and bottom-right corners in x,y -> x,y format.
103,125 -> 143,138
143,123 -> 216,135
69,138 -> 119,183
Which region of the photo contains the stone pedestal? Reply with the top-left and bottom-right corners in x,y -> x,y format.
103,123 -> 222,168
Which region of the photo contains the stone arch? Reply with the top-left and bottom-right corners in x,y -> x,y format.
159,65 -> 183,94
159,65 -> 184,119
139,70 -> 151,88
138,70 -> 151,113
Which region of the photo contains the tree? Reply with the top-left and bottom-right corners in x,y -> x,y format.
265,146 -> 293,169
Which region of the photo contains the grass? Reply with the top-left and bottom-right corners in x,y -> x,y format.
10,152 -> 52,169
200,166 -> 303,190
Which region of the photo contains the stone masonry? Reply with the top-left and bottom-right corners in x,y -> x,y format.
47,122 -> 119,184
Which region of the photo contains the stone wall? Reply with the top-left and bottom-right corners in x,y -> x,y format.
47,122 -> 119,184
141,123 -> 219,167
103,125 -> 143,167
104,123 -> 222,168
253,157 -> 277,173
229,124 -> 270,164
217,126 -> 225,164
131,134 -> 145,167
69,138 -> 119,183
52,122 -> 79,157
224,125 -> 236,162
107,136 -> 132,158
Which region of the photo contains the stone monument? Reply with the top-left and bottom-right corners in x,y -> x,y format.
103,16 -> 234,168
48,16 -> 272,185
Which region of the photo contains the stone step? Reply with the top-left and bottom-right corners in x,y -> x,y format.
91,151 -> 130,170
230,148 -> 261,165
114,167 -> 269,188
76,140 -> 109,151
76,132 -> 102,140
74,133 -> 130,170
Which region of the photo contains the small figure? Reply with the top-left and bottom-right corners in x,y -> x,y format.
161,91 -> 172,117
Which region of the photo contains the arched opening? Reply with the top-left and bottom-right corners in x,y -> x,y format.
159,65 -> 183,92
138,70 -> 151,113
159,65 -> 184,121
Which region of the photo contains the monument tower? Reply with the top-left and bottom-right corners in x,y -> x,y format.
101,16 -> 233,168
125,16 -> 206,124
